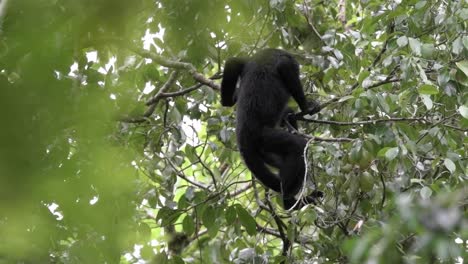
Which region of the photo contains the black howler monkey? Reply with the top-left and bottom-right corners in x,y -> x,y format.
221,49 -> 322,210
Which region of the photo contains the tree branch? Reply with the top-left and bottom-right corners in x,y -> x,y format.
130,46 -> 220,91
228,183 -> 252,197
146,70 -> 180,106
303,134 -> 353,142
158,83 -> 203,98
297,116 -> 428,126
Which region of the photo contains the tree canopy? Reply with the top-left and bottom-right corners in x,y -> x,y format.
0,0 -> 467,263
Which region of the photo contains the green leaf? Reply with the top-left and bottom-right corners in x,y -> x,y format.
298,207 -> 317,224
153,252 -> 168,263
418,84 -> 439,95
169,107 -> 182,124
220,128 -> 230,142
421,43 -> 435,59
358,70 -> 370,84
420,186 -> 432,199
434,13 -> 445,25
235,205 -> 257,235
385,147 -> 399,161
460,8 -> 468,20
202,206 -> 216,227
459,105 -> 468,119
421,94 -> 433,110
183,215 -> 195,235
225,205 -> 237,225
141,245 -> 155,260
397,36 -> 408,47
377,147 -> 390,158
444,158 -> 456,173
338,95 -> 355,102
463,36 -> 468,50
408,38 -> 421,56
184,145 -> 198,163
415,0 -> 426,9
207,222 -> 220,237
287,223 -> 296,242
437,72 -> 450,86
455,60 -> 468,77
452,37 -> 463,55
137,223 -> 152,242
156,207 -> 181,226
172,256 -> 185,264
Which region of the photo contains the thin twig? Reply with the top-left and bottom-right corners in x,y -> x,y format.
303,134 -> 353,142
167,159 -> 209,190
379,172 -> 386,209
265,194 -> 291,258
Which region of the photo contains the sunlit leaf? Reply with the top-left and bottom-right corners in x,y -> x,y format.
397,36 -> 408,47
384,147 -> 399,161
420,186 -> 432,199
452,37 -> 464,55
421,44 -> 435,58
415,1 -> 427,9
459,105 -> 468,119
421,94 -> 433,109
409,38 -> 421,56
455,60 -> 468,77
444,158 -> 456,173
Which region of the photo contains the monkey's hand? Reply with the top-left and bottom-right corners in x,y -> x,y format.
297,100 -> 321,117
306,100 -> 321,115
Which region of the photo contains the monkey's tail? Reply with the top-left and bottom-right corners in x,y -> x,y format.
240,145 -> 282,193
220,57 -> 246,106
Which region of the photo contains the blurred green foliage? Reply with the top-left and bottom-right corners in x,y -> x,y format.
0,0 -> 466,263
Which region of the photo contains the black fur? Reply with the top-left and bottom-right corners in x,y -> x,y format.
221,49 -> 322,210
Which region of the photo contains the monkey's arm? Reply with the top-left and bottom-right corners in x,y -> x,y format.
277,56 -> 321,115
220,57 -> 246,106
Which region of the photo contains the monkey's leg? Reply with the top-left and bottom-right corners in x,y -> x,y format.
239,146 -> 282,193
262,152 -> 283,168
261,129 -> 308,209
